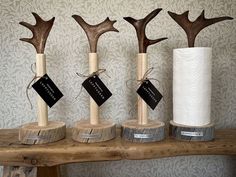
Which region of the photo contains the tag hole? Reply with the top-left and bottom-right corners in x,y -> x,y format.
145,81 -> 148,84
93,76 -> 96,78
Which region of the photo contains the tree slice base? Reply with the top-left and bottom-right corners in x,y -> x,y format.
3,166 -> 37,177
72,120 -> 116,143
19,121 -> 66,144
121,120 -> 165,143
169,120 -> 215,141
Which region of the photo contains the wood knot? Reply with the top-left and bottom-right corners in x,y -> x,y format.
31,159 -> 38,165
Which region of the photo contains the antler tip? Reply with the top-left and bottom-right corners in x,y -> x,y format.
167,11 -> 176,17
153,8 -> 163,13
72,14 -> 78,18
31,12 -> 40,18
111,19 -> 117,24
19,38 -> 31,43
227,16 -> 234,20
113,28 -> 119,32
123,17 -> 135,24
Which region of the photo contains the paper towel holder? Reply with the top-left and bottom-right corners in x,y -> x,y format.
167,10 -> 233,141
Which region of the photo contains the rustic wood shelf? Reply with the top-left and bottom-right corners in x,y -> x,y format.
0,129 -> 235,167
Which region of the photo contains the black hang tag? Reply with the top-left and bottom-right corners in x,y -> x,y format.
137,80 -> 162,110
32,74 -> 63,108
82,75 -> 112,106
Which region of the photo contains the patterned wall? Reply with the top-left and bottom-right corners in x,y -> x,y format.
0,0 -> 235,176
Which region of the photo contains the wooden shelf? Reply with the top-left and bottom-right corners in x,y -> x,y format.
0,129 -> 235,167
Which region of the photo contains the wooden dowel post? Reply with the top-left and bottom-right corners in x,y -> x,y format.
137,53 -> 148,125
36,54 -> 48,126
89,53 -> 99,125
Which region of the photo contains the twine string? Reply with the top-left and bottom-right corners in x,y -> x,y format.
75,69 -> 110,99
26,63 -> 41,109
126,67 -> 163,115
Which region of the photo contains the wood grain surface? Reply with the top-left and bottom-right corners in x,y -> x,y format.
19,121 -> 66,144
0,128 -> 235,167
72,120 -> 116,143
169,120 -> 215,141
121,120 -> 165,142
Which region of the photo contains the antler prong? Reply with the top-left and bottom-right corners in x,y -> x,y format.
124,8 -> 168,53
168,10 -> 233,47
19,22 -> 34,31
148,37 -> 168,46
72,15 -> 119,53
144,8 -> 163,25
19,12 -> 55,53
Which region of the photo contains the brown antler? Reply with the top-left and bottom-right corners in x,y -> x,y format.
72,15 -> 119,53
124,8 -> 167,53
19,12 -> 55,53
168,10 -> 233,47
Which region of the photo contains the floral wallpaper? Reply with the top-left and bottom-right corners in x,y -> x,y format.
0,0 -> 235,176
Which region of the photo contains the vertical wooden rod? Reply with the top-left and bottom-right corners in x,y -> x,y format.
36,54 -> 48,126
89,53 -> 99,125
137,53 -> 148,125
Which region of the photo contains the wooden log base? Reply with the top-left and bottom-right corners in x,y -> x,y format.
3,166 -> 37,177
72,120 -> 116,143
169,120 -> 215,141
19,121 -> 66,144
121,120 -> 165,143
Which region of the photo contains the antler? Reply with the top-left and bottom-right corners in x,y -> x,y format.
19,12 -> 55,53
72,15 -> 119,53
168,10 -> 233,47
124,8 -> 167,53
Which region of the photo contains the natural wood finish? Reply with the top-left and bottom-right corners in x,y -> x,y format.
0,128 -> 235,166
72,120 -> 116,143
168,10 -> 233,47
89,53 -> 99,125
37,166 -> 60,177
3,166 -> 37,177
137,53 -> 148,125
170,120 -> 214,141
72,15 -> 119,53
20,12 -> 55,53
19,121 -> 66,144
36,54 -> 48,126
124,8 -> 167,53
121,120 -> 165,142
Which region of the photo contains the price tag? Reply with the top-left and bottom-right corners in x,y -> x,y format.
32,74 -> 63,107
137,80 -> 162,110
82,75 -> 112,106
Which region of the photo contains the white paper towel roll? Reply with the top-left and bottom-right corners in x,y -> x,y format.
173,47 -> 212,126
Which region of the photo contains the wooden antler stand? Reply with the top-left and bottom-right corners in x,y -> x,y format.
168,10 -> 233,141
121,8 -> 167,142
19,13 -> 66,144
71,15 -> 118,143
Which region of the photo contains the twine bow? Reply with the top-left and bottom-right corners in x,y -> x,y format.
126,67 -> 161,115
137,67 -> 160,85
75,69 -> 110,99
